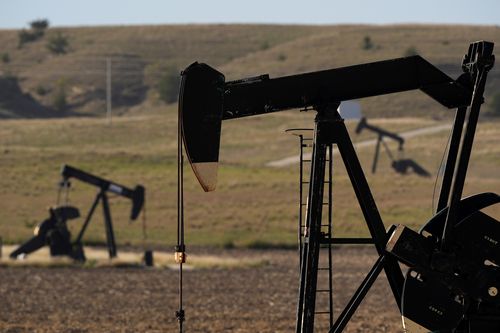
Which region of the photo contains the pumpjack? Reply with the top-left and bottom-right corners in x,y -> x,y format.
177,41 -> 499,332
10,165 -> 145,261
355,117 -> 430,176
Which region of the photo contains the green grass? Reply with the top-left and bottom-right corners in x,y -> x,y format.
0,113 -> 497,249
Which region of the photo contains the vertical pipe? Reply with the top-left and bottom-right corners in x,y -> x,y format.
328,143 -> 334,328
371,136 -> 381,174
299,135 -> 304,271
177,91 -> 186,332
442,68 -> 490,251
101,193 -> 117,258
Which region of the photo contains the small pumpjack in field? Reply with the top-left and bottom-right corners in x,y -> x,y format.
10,165 -> 145,262
176,41 -> 499,332
355,117 -> 430,176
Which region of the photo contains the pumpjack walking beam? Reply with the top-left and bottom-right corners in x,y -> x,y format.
179,41 -> 497,332
60,164 -> 145,259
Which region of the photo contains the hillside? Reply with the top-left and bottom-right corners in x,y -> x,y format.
0,75 -> 55,117
0,24 -> 499,118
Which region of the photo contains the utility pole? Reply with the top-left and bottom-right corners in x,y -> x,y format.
106,57 -> 112,125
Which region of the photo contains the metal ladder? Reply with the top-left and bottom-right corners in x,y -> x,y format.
289,128 -> 334,330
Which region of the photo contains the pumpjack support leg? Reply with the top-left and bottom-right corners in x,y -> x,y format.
101,193 -> 117,258
296,109 -> 330,333
296,106 -> 404,333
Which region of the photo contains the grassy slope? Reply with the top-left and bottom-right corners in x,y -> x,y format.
0,24 -> 499,117
0,25 -> 324,116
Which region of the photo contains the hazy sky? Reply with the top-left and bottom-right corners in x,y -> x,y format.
1,0 -> 500,29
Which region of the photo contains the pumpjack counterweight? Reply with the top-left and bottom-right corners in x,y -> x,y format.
178,41 -> 499,332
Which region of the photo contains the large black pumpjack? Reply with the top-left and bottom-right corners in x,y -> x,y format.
177,41 -> 499,332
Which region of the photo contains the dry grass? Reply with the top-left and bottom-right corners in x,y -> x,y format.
0,245 -> 267,269
0,113 -> 497,248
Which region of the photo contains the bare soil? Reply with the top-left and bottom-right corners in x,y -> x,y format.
0,247 -> 404,332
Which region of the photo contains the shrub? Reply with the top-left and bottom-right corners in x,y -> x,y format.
46,32 -> 69,54
362,36 -> 373,50
1,53 -> 10,63
260,41 -> 270,50
52,79 -> 67,111
277,53 -> 287,61
222,240 -> 235,249
157,66 -> 180,103
17,19 -> 49,48
18,29 -> 39,48
36,85 -> 48,96
404,46 -> 419,57
30,19 -> 49,31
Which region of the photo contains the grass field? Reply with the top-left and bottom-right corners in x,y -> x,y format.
0,110 -> 497,249
0,23 -> 498,250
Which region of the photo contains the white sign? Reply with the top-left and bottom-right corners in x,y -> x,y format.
338,101 -> 362,120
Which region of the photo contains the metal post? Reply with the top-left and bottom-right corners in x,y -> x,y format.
328,255 -> 387,333
106,57 -> 112,125
372,136 -> 381,173
297,106 -> 334,333
176,97 -> 186,332
101,192 -> 117,258
75,192 -> 102,244
299,135 -> 304,270
334,117 -> 404,308
327,143 -> 334,328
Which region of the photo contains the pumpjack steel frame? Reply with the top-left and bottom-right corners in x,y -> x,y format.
60,165 -> 145,259
355,117 -> 405,174
10,164 -> 145,261
178,41 -> 499,332
287,128 -> 335,327
296,106 -> 406,332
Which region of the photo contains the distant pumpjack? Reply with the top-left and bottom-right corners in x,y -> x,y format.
10,165 -> 145,261
355,117 -> 430,176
